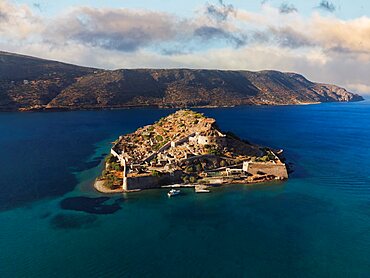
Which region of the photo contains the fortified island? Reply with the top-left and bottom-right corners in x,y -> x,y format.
95,110 -> 288,193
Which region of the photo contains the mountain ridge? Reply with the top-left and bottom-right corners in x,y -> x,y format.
0,51 -> 363,111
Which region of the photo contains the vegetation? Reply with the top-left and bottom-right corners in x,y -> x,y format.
155,135 -> 163,142
185,166 -> 194,173
220,160 -> 227,167
181,175 -> 189,183
189,176 -> 197,183
151,170 -> 161,177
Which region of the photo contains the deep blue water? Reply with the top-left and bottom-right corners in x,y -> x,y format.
1,101 -> 370,277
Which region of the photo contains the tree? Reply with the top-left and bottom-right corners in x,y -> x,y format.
151,170 -> 160,177
186,166 -> 194,173
182,176 -> 189,183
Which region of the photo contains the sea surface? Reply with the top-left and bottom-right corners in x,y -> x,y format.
1,100 -> 370,277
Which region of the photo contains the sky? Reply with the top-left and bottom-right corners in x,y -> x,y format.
1,0 -> 370,95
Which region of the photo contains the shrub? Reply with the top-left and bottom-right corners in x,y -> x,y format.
105,153 -> 114,163
186,166 -> 194,173
153,144 -> 161,151
182,176 -> 189,183
208,148 -> 221,156
257,155 -> 270,162
189,176 -> 197,184
268,153 -> 276,160
151,170 -> 160,177
106,180 -> 114,189
155,135 -> 163,142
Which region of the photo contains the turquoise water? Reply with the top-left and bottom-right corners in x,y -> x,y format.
1,101 -> 370,277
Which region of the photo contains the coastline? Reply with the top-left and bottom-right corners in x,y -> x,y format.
93,180 -> 125,194
93,175 -> 285,194
3,99 -> 365,113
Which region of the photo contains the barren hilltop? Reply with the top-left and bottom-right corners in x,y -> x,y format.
96,110 -> 288,193
0,51 -> 363,111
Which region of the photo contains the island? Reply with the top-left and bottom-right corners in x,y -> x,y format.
95,110 -> 288,193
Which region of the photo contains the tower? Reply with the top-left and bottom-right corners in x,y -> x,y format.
119,155 -> 128,191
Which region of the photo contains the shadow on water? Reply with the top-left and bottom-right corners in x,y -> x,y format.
60,197 -> 122,215
70,153 -> 108,172
50,213 -> 99,230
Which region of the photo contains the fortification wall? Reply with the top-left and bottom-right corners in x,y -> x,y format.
246,162 -> 288,179
111,148 -> 120,158
126,171 -> 183,190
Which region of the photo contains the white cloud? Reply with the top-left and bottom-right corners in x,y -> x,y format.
347,84 -> 370,95
0,1 -> 42,40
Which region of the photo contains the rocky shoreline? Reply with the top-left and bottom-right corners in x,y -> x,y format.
10,100 -> 326,113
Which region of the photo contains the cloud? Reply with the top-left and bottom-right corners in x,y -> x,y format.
0,1 -> 42,39
0,0 -> 370,95
317,1 -> 336,12
269,27 -> 313,48
41,4 -> 248,52
205,0 -> 235,22
279,3 -> 298,14
44,7 -> 186,52
194,26 -> 247,47
235,9 -> 370,58
33,3 -> 42,12
1,0 -> 370,59
346,83 -> 370,95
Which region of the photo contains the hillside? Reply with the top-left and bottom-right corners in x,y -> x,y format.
0,51 -> 363,111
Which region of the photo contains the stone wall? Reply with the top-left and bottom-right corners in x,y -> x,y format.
126,171 -> 183,190
111,148 -> 120,158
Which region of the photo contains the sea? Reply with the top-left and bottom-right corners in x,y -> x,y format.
1,100 -> 370,277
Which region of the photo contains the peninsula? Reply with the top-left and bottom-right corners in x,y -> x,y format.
0,51 -> 363,112
95,110 -> 288,193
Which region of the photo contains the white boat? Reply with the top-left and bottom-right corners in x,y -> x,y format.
195,188 -> 210,193
167,189 -> 181,197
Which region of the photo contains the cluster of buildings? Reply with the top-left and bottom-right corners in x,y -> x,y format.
105,110 -> 288,191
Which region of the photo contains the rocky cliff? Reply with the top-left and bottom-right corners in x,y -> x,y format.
0,51 -> 363,111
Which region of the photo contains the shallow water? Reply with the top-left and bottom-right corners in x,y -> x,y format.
1,101 -> 370,277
